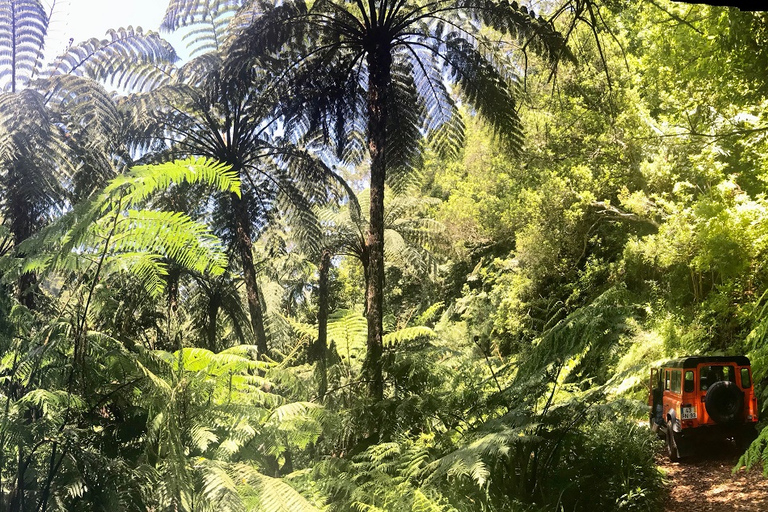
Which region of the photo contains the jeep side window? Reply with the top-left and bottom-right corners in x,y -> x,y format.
671,370 -> 682,394
665,370 -> 671,391
684,371 -> 694,392
741,368 -> 752,388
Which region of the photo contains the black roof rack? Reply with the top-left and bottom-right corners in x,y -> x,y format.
659,355 -> 751,369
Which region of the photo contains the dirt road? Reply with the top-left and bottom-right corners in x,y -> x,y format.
660,442 -> 768,511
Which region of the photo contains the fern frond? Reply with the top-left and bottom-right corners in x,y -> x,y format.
224,463 -> 320,512
411,490 -> 445,512
106,157 -> 240,206
44,74 -> 121,137
442,34 -> 523,153
191,425 -> 220,452
413,303 -> 445,327
517,286 -> 631,378
267,401 -> 322,424
18,389 -> 85,418
0,0 -> 49,91
250,471 -> 320,512
385,59 -> 426,194
161,0 -> 240,32
327,309 -> 367,362
384,327 -> 436,347
103,252 -> 168,298
23,206 -> 229,299
115,210 -> 227,275
454,0 -> 574,64
135,358 -> 174,397
49,27 -> 178,91
183,12 -> 236,57
199,460 -> 241,507
0,88 -> 73,198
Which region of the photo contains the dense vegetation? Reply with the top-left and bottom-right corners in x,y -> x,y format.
0,0 -> 767,510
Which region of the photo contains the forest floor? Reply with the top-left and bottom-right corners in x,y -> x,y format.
659,440 -> 768,511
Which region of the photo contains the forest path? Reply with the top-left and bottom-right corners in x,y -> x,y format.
660,442 -> 768,511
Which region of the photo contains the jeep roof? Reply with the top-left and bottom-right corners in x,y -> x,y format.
659,355 -> 750,369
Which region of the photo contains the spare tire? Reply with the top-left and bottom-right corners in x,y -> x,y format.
705,380 -> 744,424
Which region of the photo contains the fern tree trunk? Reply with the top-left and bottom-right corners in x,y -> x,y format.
362,42 -> 391,402
9,180 -> 38,309
313,249 -> 331,399
232,192 -> 269,356
167,265 -> 181,314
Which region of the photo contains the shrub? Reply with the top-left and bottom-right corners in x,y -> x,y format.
543,419 -> 665,512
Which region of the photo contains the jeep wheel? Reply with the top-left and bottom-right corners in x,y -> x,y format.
704,381 -> 744,424
666,420 -> 682,461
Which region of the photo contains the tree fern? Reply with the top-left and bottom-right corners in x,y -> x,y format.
117,19 -> 352,356
314,188 -> 445,304
0,0 -> 181,307
224,0 -> 571,397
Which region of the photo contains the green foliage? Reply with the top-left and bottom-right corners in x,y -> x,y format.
0,156 -> 333,511
310,439 -> 457,512
624,180 -> 768,352
17,157 -> 237,298
4,1 -> 768,511
554,421 -> 665,510
738,425 -> 768,477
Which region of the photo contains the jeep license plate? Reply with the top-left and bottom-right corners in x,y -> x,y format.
681,406 -> 697,420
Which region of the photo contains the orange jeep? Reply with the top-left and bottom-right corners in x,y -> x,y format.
648,356 -> 758,461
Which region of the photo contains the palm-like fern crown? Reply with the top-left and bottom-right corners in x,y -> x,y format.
133,4 -> 355,257
219,0 -> 571,181
143,57 -> 343,254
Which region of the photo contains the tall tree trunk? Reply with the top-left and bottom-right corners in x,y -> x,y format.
10,190 -> 37,310
16,272 -> 36,310
166,266 -> 181,313
362,43 -> 392,402
314,249 -> 331,399
232,192 -> 269,355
